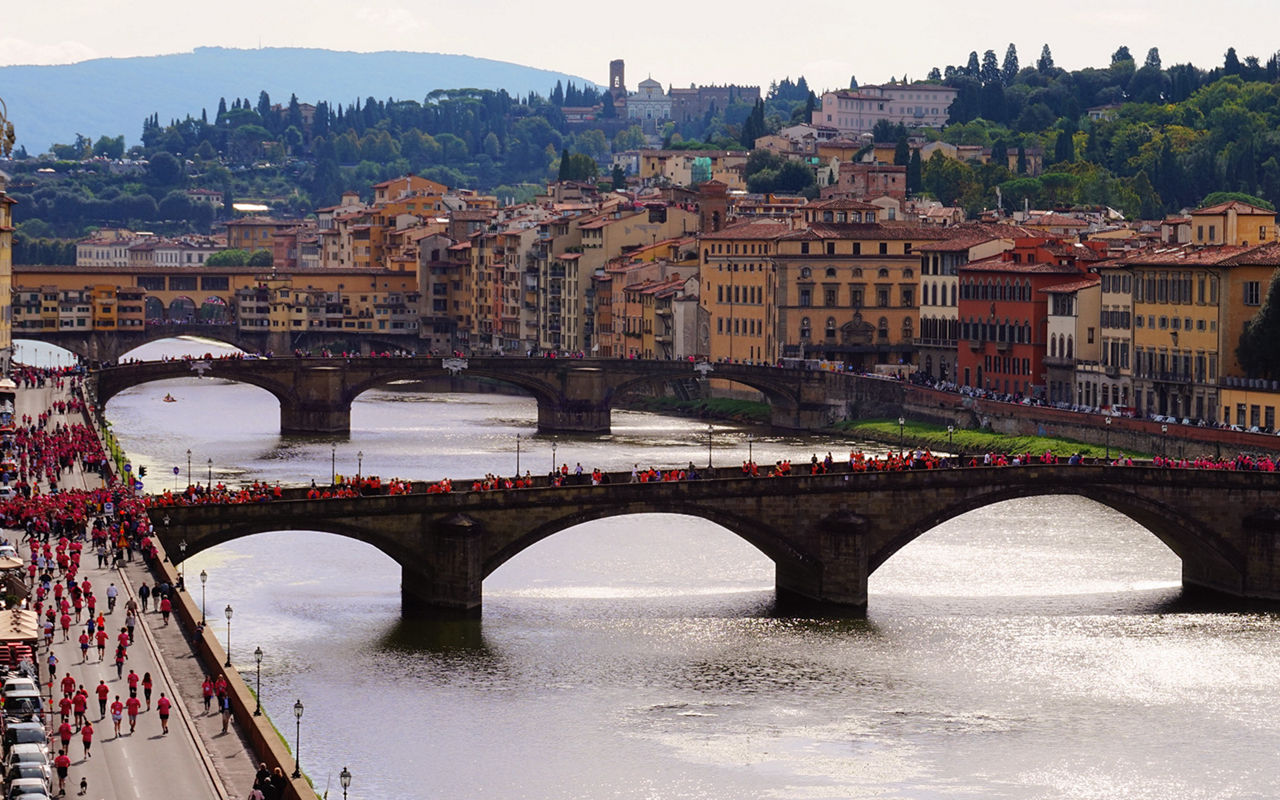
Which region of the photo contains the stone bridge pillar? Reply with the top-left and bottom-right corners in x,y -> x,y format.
536,367 -> 612,434
279,366 -> 352,435
775,514 -> 871,613
401,514 -> 484,617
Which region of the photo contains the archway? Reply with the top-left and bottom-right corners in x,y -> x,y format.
168,297 -> 197,323
144,297 -> 165,322
200,296 -> 230,323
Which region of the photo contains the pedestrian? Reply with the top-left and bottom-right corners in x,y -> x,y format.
95,680 -> 109,719
125,612 -> 135,644
58,719 -> 73,752
159,595 -> 171,625
156,693 -> 171,734
201,676 -> 213,713
106,582 -> 117,613
125,693 -> 140,733
109,696 -> 123,736
220,692 -> 232,733
142,672 -> 152,710
72,689 -> 87,729
126,669 -> 138,698
80,720 -> 93,759
114,646 -> 125,679
47,651 -> 58,682
95,627 -> 107,661
138,582 -> 150,612
78,631 -> 89,662
53,750 -> 70,794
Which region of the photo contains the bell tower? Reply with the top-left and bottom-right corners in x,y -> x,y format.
609,59 -> 626,100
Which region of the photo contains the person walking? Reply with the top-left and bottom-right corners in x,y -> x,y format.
159,595 -> 171,626
105,582 -> 117,613
201,676 -> 213,714
137,582 -> 150,612
126,669 -> 138,699
156,693 -> 171,734
125,693 -> 140,733
113,645 -> 126,679
220,692 -> 232,733
141,672 -> 152,710
95,680 -> 108,719
80,720 -> 93,759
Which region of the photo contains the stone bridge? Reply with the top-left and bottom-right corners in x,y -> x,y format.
16,324 -> 420,363
150,464 -> 1280,617
91,357 -> 900,434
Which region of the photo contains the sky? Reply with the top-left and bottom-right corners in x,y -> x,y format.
2,0 -> 1277,93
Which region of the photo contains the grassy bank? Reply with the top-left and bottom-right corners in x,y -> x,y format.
621,396 -> 771,423
835,418 -> 1146,459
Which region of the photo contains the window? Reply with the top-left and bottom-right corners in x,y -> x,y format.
876,288 -> 890,307
799,289 -> 812,307
824,288 -> 837,306
850,288 -> 864,307
878,242 -> 888,255
1245,281 -> 1261,306
800,242 -> 810,255
800,317 -> 810,338
825,317 -> 836,338
826,242 -> 835,255
826,268 -> 837,278
901,287 -> 914,307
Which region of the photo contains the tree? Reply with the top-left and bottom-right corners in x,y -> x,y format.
1145,47 -> 1162,70
1001,44 -> 1019,86
907,149 -> 922,195
965,51 -> 981,77
611,163 -> 626,190
148,151 -> 184,186
927,67 -> 941,81
613,125 -> 645,153
980,50 -> 1001,86
1224,47 -> 1242,76
1037,44 -> 1054,73
246,248 -> 273,267
601,92 -> 617,119
894,134 -> 910,166
1053,123 -> 1075,165
92,135 -> 125,159
557,147 -> 570,181
1111,46 -> 1133,65
206,249 -> 249,267
1016,143 -> 1028,175
1238,271 -> 1280,379
849,75 -> 858,89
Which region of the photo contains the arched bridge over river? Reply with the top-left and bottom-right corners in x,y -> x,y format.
150,464 -> 1280,617
93,357 -> 895,434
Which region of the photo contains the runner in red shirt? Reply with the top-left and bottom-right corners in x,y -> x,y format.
109,697 -> 124,736
60,673 -> 75,697
53,750 -> 71,793
95,680 -> 109,719
156,693 -> 171,734
125,694 -> 141,733
80,720 -> 93,758
94,628 -> 108,661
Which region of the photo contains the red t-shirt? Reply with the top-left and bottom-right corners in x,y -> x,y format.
96,683 -> 109,701
156,696 -> 171,716
125,696 -> 140,715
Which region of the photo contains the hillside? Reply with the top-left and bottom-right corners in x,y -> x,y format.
0,46 -> 597,152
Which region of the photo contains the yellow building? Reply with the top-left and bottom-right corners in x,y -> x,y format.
699,221 -> 790,363
1219,385 -> 1280,431
1189,200 -> 1276,246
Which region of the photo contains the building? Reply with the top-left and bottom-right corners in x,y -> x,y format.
699,222 -> 791,363
812,83 -> 958,134
0,171 -> 12,371
1188,200 -> 1277,246
627,78 -> 671,129
1043,276 -> 1102,407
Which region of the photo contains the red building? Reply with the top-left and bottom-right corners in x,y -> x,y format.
956,238 -> 1099,397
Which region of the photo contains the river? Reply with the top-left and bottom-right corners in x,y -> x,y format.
23,339 -> 1280,799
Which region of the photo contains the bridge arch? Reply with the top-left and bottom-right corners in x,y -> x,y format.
869,482 -> 1244,591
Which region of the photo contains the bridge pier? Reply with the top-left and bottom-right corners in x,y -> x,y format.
400,515 -> 484,617
774,519 -> 871,613
280,402 -> 351,435
536,368 -> 612,434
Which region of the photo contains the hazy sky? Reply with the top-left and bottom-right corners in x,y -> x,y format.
3,0 -> 1276,92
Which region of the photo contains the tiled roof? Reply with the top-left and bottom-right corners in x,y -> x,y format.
699,222 -> 793,241
1040,276 -> 1101,294
1191,200 -> 1275,216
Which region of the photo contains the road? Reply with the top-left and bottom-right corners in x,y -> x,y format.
17,377 -> 237,800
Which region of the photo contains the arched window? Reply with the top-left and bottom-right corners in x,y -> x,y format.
877,317 -> 889,340
878,268 -> 890,278
799,317 -> 811,339
901,317 -> 913,340
800,267 -> 811,279
825,317 -> 837,338
1050,335 -> 1058,358
1066,335 -> 1074,359
826,267 -> 837,278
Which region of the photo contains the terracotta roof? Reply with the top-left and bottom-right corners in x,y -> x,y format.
1121,244 -> 1264,266
806,198 -> 880,211
1026,213 -> 1088,228
1040,276 -> 1101,294
1191,200 -> 1275,216
785,222 -> 950,241
699,222 -> 793,241
962,257 -> 1083,275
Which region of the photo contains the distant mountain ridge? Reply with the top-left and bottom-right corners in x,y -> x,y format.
0,46 -> 598,152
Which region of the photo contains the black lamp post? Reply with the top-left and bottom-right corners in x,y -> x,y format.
292,699 -> 304,778
707,424 -> 713,469
898,416 -> 905,456
516,433 -> 521,476
747,433 -> 754,465
339,766 -> 351,800
178,538 -> 186,584
330,443 -> 336,485
947,425 -> 954,450
1105,416 -> 1112,461
223,604 -> 233,667
551,438 -> 557,475
207,458 -> 212,486
253,646 -> 263,715
1161,423 -> 1168,460
199,569 -> 207,625
186,449 -> 192,487
356,450 -> 363,479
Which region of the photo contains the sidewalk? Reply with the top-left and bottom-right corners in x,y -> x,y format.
18,377 -> 260,799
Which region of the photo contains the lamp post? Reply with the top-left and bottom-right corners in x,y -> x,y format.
330,443 -> 336,485
223,604 -> 233,667
253,646 -> 263,716
292,700 -> 304,778
1105,416 -> 1112,461
339,766 -> 351,800
947,425 -> 954,451
1161,423 -> 1168,460
898,416 -> 906,457
199,569 -> 207,625
551,438 -> 557,475
178,539 -> 186,584
706,424 -> 713,469
356,450 -> 363,479
207,458 -> 212,486
186,449 -> 192,487
747,433 -> 754,465
516,433 -> 521,476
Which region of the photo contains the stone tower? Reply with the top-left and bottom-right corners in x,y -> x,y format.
609,59 -> 626,100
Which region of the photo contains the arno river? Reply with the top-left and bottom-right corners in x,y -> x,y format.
28,339 -> 1280,799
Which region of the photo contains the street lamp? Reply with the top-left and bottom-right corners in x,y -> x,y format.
516,433 -> 521,476
898,416 -> 906,457
178,538 -> 186,584
1105,416 -> 1112,461
947,425 -> 954,450
339,766 -> 351,800
330,443 -> 336,485
292,699 -> 304,779
356,450 -> 363,478
1161,423 -> 1168,460
186,449 -> 191,487
224,604 -> 233,667
207,458 -> 212,486
199,569 -> 207,625
253,646 -> 263,716
747,433 -> 754,465
706,424 -> 713,469
551,438 -> 557,476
